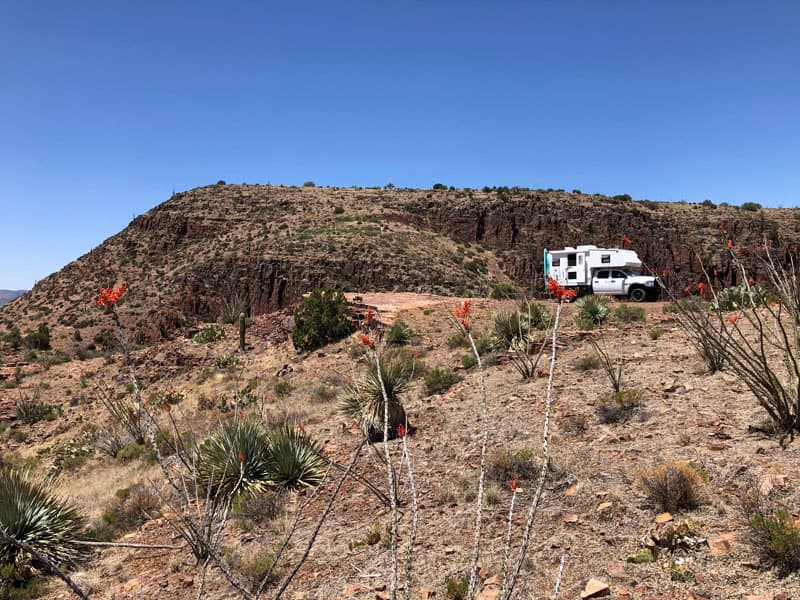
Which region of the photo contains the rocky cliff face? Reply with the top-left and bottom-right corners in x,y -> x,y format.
391,192 -> 798,293
2,185 -> 798,349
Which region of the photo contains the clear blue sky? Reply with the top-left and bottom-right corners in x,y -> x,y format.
1,1 -> 799,289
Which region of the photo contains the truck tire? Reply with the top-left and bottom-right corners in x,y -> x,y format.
629,287 -> 647,302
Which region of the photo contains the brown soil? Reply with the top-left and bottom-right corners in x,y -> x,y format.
2,294 -> 800,599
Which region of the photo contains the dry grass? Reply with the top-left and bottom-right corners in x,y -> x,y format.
636,460 -> 706,512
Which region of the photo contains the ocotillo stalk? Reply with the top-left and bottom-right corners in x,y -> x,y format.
239,312 -> 246,351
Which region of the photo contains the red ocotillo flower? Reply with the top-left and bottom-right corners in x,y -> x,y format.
360,334 -> 375,349
728,315 -> 740,324
396,424 -> 406,438
622,235 -> 632,247
547,277 -> 577,301
454,300 -> 471,319
727,239 -> 734,250
96,284 -> 127,307
238,451 -> 244,463
697,282 -> 706,296
509,476 -> 519,492
364,307 -> 373,326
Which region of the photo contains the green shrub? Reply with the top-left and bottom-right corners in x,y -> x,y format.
445,576 -> 469,600
432,183 -> 447,190
14,388 -> 58,424
747,506 -> 800,574
22,324 -> 50,351
649,327 -> 667,340
273,380 -> 294,398
574,355 -> 602,371
0,468 -> 88,577
741,202 -> 762,211
424,368 -> 461,395
385,320 -> 413,346
192,325 -> 225,344
87,483 -> 160,542
291,288 -> 352,352
488,283 -> 518,299
310,385 -> 337,404
302,181 -> 315,187
614,304 -> 646,323
487,448 -> 538,483
596,389 -> 645,423
574,296 -> 610,329
214,353 -> 239,369
461,354 -> 477,369
490,310 -> 529,350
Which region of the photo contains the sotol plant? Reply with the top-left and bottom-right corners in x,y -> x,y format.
0,468 -> 88,573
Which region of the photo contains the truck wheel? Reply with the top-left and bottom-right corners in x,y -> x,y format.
629,287 -> 647,302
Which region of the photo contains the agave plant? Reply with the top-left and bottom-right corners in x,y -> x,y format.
339,354 -> 410,442
490,310 -> 531,351
0,468 -> 88,570
197,419 -> 326,497
265,425 -> 326,490
197,419 -> 273,496
574,295 -> 611,330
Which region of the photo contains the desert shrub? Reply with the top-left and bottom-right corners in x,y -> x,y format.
740,487 -> 800,575
231,488 -> 285,527
310,384 -> 337,404
14,388 -> 58,424
291,287 -> 352,352
574,355 -> 601,371
596,389 -> 645,423
214,353 -> 239,369
424,367 -> 461,395
710,283 -> 769,311
192,325 -> 225,344
197,420 -> 325,496
273,380 -> 293,398
445,576 -> 469,600
385,320 -> 413,346
339,354 -> 410,442
574,296 -> 610,329
741,201 -> 762,211
22,324 -> 50,351
432,183 -> 447,190
87,483 -> 160,542
333,206 -> 345,214
447,332 -> 469,349
486,448 -> 538,483
302,180 -> 315,187
649,327 -> 667,340
220,295 -> 248,325
490,310 -> 529,350
235,548 -> 277,591
488,283 -> 518,299
0,468 -> 88,579
614,304 -> 646,323
636,461 -> 705,512
461,354 -> 477,369
526,301 -> 553,330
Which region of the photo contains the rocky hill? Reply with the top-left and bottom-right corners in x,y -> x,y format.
0,290 -> 26,306
1,184 -> 798,352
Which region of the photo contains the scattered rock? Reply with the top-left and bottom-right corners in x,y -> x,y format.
419,589 -> 436,599
707,532 -> 737,557
580,578 -> 610,598
655,512 -> 673,524
343,583 -> 369,595
596,501 -> 613,513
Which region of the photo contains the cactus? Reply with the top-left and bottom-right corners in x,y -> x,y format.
239,312 -> 246,351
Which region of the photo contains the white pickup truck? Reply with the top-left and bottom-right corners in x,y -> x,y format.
544,245 -> 661,301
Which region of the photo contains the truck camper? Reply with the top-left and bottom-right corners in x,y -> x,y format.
543,245 -> 661,301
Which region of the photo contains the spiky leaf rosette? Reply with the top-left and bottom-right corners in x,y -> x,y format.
0,468 -> 88,569
197,419 -> 272,497
339,354 -> 409,442
265,425 -> 326,490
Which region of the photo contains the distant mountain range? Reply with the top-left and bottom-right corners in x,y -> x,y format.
0,290 -> 26,306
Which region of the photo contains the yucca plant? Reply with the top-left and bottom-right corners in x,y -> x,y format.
264,425 -> 326,490
339,354 -> 410,442
197,419 -> 273,496
0,468 -> 88,572
574,295 -> 610,330
385,320 -> 413,346
490,310 -> 531,351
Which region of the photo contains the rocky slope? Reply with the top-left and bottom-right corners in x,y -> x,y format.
1,184 -> 798,353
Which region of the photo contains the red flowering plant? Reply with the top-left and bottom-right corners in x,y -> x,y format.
546,276 -> 577,302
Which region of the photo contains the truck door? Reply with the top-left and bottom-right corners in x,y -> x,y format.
592,270 -> 613,294
610,270 -> 627,294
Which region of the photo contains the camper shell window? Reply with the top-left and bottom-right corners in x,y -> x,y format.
567,272 -> 577,280
552,258 -> 561,267
567,254 -> 576,267
601,254 -> 610,264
